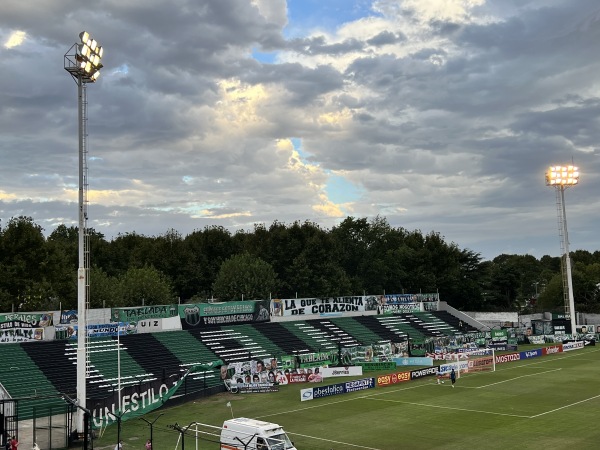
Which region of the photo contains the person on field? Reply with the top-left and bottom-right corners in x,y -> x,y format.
436,368 -> 444,384
450,368 -> 456,388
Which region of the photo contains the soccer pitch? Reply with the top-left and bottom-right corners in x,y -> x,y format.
95,346 -> 600,449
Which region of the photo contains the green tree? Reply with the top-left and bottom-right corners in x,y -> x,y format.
0,217 -> 49,305
185,226 -> 239,299
212,253 -> 278,300
117,266 -> 174,307
89,268 -> 119,309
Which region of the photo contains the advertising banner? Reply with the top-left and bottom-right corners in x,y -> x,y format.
376,371 -> 411,386
320,366 -> 363,378
494,352 -> 521,364
410,367 -> 438,380
562,341 -> 584,351
394,357 -> 434,367
300,377 -> 376,401
542,345 -> 562,356
520,349 -> 542,359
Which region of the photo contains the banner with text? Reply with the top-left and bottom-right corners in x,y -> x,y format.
300,377 -> 376,401
0,313 -> 53,343
111,305 -> 179,322
273,296 -> 369,317
179,301 -> 270,329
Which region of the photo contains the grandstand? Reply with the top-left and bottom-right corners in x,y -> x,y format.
0,299 -> 479,449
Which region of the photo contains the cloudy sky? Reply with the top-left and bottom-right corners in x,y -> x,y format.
1,0 -> 598,261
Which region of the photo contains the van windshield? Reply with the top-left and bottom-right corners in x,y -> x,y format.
267,433 -> 294,449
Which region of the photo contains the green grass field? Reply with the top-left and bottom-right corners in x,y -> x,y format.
93,346 -> 600,449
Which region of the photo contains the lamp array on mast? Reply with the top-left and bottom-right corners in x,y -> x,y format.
545,165 -> 579,186
65,31 -> 104,83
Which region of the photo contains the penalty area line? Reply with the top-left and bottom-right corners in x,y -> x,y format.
363,397 -> 530,418
477,368 -> 562,389
530,393 -> 600,418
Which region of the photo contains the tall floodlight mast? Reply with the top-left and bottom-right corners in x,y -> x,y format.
545,165 -> 579,335
64,31 -> 103,435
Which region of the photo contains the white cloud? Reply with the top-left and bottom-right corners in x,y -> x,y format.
4,30 -> 26,48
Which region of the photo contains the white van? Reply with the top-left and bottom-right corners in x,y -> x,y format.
220,417 -> 297,450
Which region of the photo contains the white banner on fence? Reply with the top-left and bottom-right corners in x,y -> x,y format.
320,366 -> 363,378
274,296 -> 372,316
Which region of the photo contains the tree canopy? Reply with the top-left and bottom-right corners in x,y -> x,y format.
1,215 -> 599,313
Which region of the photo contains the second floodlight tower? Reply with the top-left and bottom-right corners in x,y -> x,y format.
545,165 -> 579,335
64,31 -> 104,434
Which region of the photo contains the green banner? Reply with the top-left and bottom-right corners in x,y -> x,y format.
179,301 -> 257,317
111,305 -> 178,322
0,312 -> 54,327
491,329 -> 508,339
360,362 -> 397,371
296,351 -> 338,368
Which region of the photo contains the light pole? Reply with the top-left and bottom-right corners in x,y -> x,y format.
64,31 -> 104,434
545,165 -> 579,335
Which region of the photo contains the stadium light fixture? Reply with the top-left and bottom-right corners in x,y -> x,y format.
545,164 -> 579,335
64,31 -> 104,436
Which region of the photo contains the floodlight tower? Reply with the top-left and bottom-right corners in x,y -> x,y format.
64,31 -> 103,434
545,165 -> 579,335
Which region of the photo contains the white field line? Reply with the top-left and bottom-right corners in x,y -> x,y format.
530,393 -> 600,418
362,397 -> 531,418
285,432 -> 384,450
476,368 -> 562,388
257,346 -> 599,440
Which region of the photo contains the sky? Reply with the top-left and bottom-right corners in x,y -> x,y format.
1,0 -> 599,261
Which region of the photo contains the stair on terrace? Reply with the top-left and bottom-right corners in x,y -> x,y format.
407,312 -> 454,337
233,324 -> 285,356
376,315 -> 426,340
189,327 -> 271,363
277,321 -> 324,354
247,322 -> 310,356
432,310 -> 478,333
329,317 -> 385,345
152,329 -> 223,390
349,315 -> 409,343
304,319 -> 360,349
65,337 -> 151,399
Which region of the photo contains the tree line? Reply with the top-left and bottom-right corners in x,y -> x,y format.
0,216 -> 599,314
